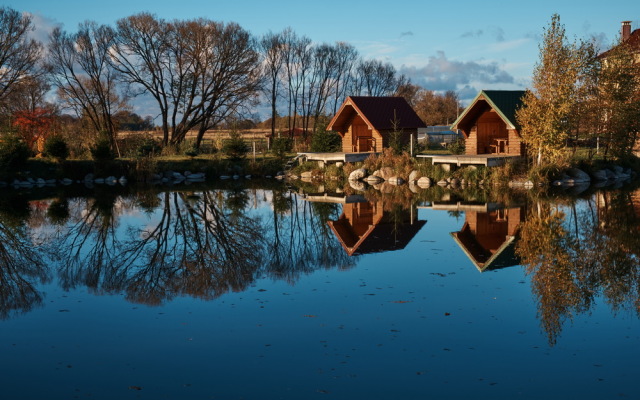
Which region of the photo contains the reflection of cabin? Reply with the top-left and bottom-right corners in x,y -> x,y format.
451,90 -> 526,157
450,205 -> 524,272
328,201 -> 427,256
327,96 -> 426,153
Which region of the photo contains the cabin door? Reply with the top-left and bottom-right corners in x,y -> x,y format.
477,121 -> 505,154
353,124 -> 373,152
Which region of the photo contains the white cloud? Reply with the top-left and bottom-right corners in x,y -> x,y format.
24,12 -> 61,45
487,37 -> 531,53
398,51 -> 521,102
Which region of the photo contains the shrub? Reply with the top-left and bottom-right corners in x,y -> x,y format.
184,144 -> 200,159
310,129 -> 341,152
0,133 -> 30,174
272,137 -> 293,159
223,131 -> 249,161
448,138 -> 466,155
90,136 -> 115,162
135,138 -> 161,158
44,135 -> 70,161
363,148 -> 413,179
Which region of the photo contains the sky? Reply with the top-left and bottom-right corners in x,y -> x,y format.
5,0 -> 640,109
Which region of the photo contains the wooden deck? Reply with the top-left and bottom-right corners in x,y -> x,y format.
297,152 -> 377,164
416,154 -> 520,170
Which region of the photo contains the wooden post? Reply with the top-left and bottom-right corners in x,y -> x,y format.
410,133 -> 414,157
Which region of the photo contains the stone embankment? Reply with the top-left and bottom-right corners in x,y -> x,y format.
290,164 -> 637,193
0,170 -> 207,190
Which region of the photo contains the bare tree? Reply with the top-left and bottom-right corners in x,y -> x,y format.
108,13 -> 172,144
0,7 -> 43,114
110,14 -> 260,147
330,42 -> 358,114
260,30 -> 286,138
354,59 -> 399,96
281,28 -> 312,133
48,21 -> 127,151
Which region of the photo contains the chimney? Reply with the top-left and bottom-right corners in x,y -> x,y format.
622,21 -> 632,41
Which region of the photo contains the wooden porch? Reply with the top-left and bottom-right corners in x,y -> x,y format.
416,154 -> 520,171
297,152 -> 378,165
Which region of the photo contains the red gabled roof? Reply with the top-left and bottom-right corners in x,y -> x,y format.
327,96 -> 426,132
599,28 -> 640,58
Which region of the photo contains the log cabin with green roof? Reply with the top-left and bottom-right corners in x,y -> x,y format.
451,90 -> 527,157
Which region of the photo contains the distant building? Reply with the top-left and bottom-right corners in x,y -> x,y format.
417,125 -> 463,146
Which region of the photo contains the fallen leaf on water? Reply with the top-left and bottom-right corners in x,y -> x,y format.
392,300 -> 412,304
303,315 -> 317,318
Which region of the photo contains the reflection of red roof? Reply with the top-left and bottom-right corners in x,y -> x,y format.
327,96 -> 426,132
328,204 -> 427,256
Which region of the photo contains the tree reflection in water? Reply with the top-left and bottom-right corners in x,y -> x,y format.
50,188 -> 265,305
516,189 -> 640,345
265,186 -> 355,283
2,183 -> 640,347
0,194 -> 49,319
42,186 -> 353,306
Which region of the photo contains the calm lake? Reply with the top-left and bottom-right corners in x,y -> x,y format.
1,180 -> 639,399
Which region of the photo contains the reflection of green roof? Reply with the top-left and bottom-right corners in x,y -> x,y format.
452,90 -> 526,131
451,232 -> 520,273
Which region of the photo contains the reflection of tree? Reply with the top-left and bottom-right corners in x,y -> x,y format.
0,196 -> 49,319
116,191 -> 264,304
265,188 -> 354,283
517,192 -> 640,345
52,189 -> 265,305
54,191 -> 120,292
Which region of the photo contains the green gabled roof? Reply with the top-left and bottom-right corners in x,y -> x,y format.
452,90 -> 526,131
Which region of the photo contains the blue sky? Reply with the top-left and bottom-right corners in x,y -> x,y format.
6,0 -> 639,106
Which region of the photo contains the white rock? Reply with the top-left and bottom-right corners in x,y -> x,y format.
417,177 -> 431,188
349,180 -> 366,191
186,172 -> 205,180
365,175 -> 384,184
348,168 -> 367,181
387,176 -> 405,185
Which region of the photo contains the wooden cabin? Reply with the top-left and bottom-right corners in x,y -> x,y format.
327,96 -> 426,153
327,201 -> 426,256
451,90 -> 526,157
450,205 -> 524,272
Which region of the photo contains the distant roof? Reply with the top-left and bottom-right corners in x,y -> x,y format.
599,28 -> 640,58
451,90 -> 526,131
327,96 -> 426,132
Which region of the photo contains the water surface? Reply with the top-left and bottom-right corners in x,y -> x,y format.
0,183 -> 638,399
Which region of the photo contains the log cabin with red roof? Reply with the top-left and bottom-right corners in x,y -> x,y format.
326,96 -> 426,153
